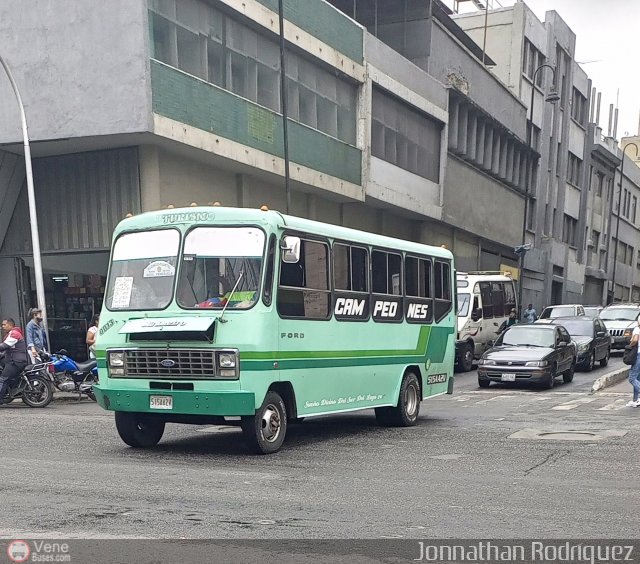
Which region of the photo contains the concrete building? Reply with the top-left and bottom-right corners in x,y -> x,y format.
0,0 -> 537,358
454,2 -> 599,309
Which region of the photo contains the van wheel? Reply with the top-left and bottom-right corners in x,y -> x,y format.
115,412 -> 165,448
458,343 -> 474,372
241,391 -> 287,454
375,372 -> 420,427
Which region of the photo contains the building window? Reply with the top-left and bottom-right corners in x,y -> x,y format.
372,87 -> 442,182
526,121 -> 540,151
571,88 -> 587,126
567,152 -> 582,186
148,0 -> 358,145
594,171 -> 604,197
592,230 -> 600,250
523,38 -> 545,87
562,214 -> 577,247
633,196 -> 638,224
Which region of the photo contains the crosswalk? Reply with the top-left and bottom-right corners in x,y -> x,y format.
444,390 -> 638,414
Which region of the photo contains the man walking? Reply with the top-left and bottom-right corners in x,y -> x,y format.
0,318 -> 29,403
523,304 -> 538,323
25,307 -> 48,363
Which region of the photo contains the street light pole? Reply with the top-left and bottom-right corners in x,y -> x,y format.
610,142 -> 639,304
518,63 -> 559,319
0,54 -> 48,338
277,0 -> 292,214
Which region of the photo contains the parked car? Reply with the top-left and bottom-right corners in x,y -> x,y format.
599,303 -> 640,350
583,306 -> 603,319
551,316 -> 610,371
477,324 -> 576,389
537,304 -> 586,322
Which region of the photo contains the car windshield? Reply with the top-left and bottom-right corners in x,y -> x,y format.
499,326 -> 555,348
457,293 -> 471,317
106,229 -> 180,311
540,306 -> 575,319
555,320 -> 593,337
177,227 -> 265,310
600,307 -> 640,321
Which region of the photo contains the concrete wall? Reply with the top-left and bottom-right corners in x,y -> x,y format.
0,0 -> 151,144
429,21 -> 528,140
443,157 -> 523,247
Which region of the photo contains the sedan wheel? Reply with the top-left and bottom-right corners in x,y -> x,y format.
586,351 -> 595,372
543,365 -> 556,390
600,349 -> 610,367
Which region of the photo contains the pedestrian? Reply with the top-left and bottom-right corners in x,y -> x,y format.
626,315 -> 640,408
523,303 -> 538,323
86,314 -> 99,359
0,318 -> 29,403
506,308 -> 518,327
25,307 -> 48,363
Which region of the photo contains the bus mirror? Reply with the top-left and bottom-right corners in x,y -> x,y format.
281,236 -> 301,263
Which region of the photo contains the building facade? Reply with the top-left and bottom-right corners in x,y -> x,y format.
0,0 -> 535,353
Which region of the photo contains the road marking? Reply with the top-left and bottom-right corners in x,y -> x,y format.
551,397 -> 598,410
597,399 -> 628,411
474,394 -> 511,405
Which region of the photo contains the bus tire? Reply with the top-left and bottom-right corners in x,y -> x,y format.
457,343 -> 474,372
376,372 -> 421,427
115,412 -> 165,448
241,391 -> 287,454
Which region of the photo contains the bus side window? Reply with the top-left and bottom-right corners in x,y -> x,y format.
278,239 -> 331,319
479,282 -> 493,318
504,281 -> 516,312
492,282 -> 505,317
262,235 -> 276,306
434,260 -> 452,323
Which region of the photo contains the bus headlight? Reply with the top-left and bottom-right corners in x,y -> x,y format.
216,351 -> 238,378
109,352 -> 124,367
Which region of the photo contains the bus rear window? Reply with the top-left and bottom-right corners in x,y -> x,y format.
105,229 -> 180,311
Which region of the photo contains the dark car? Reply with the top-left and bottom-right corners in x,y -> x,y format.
551,316 -> 611,371
477,324 -> 576,389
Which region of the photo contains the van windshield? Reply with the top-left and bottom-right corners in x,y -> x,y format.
457,293 -> 471,317
177,227 -> 265,309
106,229 -> 180,311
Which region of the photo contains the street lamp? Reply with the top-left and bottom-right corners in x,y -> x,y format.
609,142 -> 639,304
0,54 -> 48,337
518,64 -> 560,318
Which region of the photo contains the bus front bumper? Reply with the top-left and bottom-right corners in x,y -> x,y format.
93,385 -> 256,416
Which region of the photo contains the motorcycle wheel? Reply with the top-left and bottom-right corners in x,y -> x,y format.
21,376 -> 54,408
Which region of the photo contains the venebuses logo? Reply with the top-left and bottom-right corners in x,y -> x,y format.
7,540 -> 30,563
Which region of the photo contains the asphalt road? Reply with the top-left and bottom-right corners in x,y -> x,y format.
0,354 -> 637,546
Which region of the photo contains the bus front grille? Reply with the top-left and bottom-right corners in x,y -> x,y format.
124,349 -> 216,378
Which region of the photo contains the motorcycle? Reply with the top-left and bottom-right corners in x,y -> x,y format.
40,350 -> 98,401
1,361 -> 54,408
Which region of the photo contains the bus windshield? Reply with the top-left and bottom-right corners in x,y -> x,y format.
177,227 -> 265,309
457,293 -> 471,317
106,229 -> 180,311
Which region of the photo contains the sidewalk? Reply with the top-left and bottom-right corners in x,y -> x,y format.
591,365 -> 629,393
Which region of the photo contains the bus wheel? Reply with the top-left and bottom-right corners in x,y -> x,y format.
241,391 -> 288,454
376,372 -> 421,427
115,412 -> 165,448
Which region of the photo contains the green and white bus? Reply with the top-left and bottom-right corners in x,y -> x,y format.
94,206 -> 456,453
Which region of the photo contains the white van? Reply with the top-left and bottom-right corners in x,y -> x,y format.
456,272 -> 517,371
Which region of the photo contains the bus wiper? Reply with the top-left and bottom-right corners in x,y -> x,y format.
218,271 -> 244,324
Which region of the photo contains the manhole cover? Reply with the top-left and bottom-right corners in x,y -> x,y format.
538,431 -> 598,440
509,428 -> 627,441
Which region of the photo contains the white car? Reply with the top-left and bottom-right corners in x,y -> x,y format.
536,304 -> 586,323
599,303 -> 640,350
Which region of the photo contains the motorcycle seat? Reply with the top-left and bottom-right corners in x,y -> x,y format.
75,359 -> 97,372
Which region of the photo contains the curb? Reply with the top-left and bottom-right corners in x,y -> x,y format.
590,366 -> 629,394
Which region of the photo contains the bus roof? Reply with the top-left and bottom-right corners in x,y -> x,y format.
113,206 -> 454,260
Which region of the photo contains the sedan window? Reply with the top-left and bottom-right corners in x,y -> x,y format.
556,319 -> 593,337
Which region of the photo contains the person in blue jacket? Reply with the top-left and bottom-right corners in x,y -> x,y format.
25,307 -> 48,363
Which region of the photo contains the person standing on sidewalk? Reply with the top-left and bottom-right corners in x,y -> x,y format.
25,307 -> 48,363
627,317 -> 640,407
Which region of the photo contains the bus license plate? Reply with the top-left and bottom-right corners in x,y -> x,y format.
150,395 -> 173,410
501,373 -> 516,382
